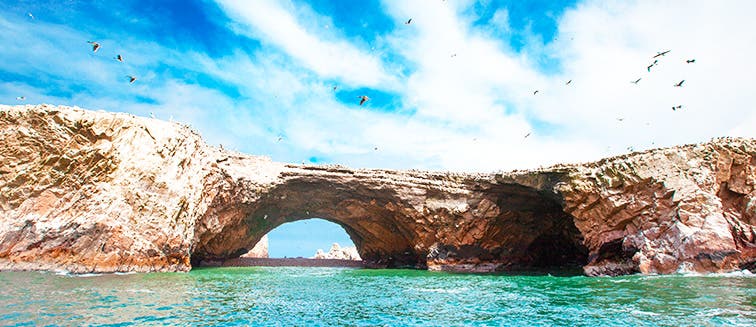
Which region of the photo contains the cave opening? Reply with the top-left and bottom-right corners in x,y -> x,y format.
261,218 -> 361,260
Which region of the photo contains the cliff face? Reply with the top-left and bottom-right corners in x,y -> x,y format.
1,105 -> 754,275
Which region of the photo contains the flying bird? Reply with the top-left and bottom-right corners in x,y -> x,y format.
127,75 -> 137,84
87,41 -> 100,52
277,136 -> 283,142
405,18 -> 412,25
115,54 -> 123,62
686,59 -> 696,63
647,60 -> 658,72
674,80 -> 685,87
672,105 -> 682,111
653,50 -> 671,58
451,53 -> 457,58
524,132 -> 531,139
374,146 -> 378,151
332,85 -> 337,91
617,118 -> 624,122
16,96 -> 25,101
27,12 -> 34,20
631,78 -> 641,84
358,95 -> 370,106
533,90 -> 539,95
566,80 -> 572,85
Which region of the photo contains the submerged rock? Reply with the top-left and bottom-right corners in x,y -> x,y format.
0,104 -> 754,276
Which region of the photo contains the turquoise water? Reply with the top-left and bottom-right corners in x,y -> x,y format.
1,267 -> 754,326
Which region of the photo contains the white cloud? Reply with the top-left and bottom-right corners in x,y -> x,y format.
215,0 -> 398,89
3,0 -> 755,173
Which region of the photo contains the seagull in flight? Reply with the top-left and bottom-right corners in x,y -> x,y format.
27,12 -> 34,20
405,18 -> 412,25
647,60 -> 658,72
524,132 -> 531,139
653,50 -> 671,58
127,75 -> 137,84
617,118 -> 624,122
566,80 -> 572,85
631,78 -> 641,84
16,96 -> 25,101
87,41 -> 100,52
277,136 -> 283,142
358,95 -> 370,106
115,54 -> 123,62
674,80 -> 685,87
686,59 -> 696,63
533,90 -> 539,95
672,105 -> 682,111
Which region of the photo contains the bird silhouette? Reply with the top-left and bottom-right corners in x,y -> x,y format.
566,80 -> 572,85
533,90 -> 539,95
115,54 -> 123,62
647,60 -> 658,72
405,18 -> 412,25
16,96 -> 25,101
674,80 -> 685,87
653,50 -> 670,58
277,136 -> 283,142
686,59 -> 696,63
127,75 -> 137,84
332,85 -> 337,91
27,12 -> 34,20
87,41 -> 100,52
631,78 -> 641,84
617,118 -> 624,122
451,53 -> 457,58
672,105 -> 682,111
374,146 -> 378,151
358,95 -> 370,106
524,132 -> 531,139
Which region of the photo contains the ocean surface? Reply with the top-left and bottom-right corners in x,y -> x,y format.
1,267 -> 754,326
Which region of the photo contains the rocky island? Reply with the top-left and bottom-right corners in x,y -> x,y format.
0,105 -> 753,276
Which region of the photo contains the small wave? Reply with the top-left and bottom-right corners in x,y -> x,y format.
52,270 -> 104,277
670,269 -> 754,278
414,287 -> 469,294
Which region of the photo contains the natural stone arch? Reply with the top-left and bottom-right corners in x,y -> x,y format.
191,166 -> 589,271
3,106 -> 753,276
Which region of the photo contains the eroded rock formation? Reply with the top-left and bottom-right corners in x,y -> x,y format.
1,105 -> 754,275
314,243 -> 361,260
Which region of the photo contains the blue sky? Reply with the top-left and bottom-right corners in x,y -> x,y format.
2,0 -> 756,257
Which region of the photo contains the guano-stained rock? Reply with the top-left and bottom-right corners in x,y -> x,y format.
1,105 -> 754,276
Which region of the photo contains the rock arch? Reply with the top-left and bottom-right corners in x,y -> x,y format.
191,165 -> 589,272
2,106 -> 754,276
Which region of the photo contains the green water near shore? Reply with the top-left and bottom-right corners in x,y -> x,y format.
1,267 -> 754,326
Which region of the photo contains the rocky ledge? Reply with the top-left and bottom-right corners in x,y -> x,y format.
0,105 -> 754,276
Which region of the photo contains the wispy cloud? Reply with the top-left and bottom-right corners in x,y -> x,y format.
1,0 -> 754,173
215,0 -> 398,89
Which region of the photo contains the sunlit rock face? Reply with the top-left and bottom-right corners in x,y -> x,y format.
241,234 -> 268,258
1,105 -> 754,275
313,243 -> 361,260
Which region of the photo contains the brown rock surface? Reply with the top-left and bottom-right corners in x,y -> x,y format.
1,104 -> 754,275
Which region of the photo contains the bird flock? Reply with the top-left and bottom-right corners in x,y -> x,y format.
85,40 -> 137,85
15,10 -> 699,159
